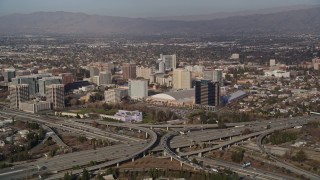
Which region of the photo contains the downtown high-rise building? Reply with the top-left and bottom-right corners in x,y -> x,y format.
128,79 -> 148,100
122,63 -> 136,80
99,71 -> 112,85
158,60 -> 166,73
89,66 -> 100,78
9,84 -> 29,109
11,76 -> 38,95
195,80 -> 220,107
2,68 -> 16,82
213,69 -> 223,87
173,69 -> 191,89
136,66 -> 153,80
160,54 -> 177,70
46,84 -> 65,110
59,73 -> 74,85
38,77 -> 62,96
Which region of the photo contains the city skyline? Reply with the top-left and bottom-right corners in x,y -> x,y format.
0,0 -> 319,17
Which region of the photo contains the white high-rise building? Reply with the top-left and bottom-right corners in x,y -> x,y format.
160,54 -> 177,70
173,69 -> 191,89
128,79 -> 148,100
158,60 -> 166,73
9,84 -> 29,109
46,84 -> 64,110
270,59 -> 276,67
99,71 -> 112,85
213,69 -> 223,86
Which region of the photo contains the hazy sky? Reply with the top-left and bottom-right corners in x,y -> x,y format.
0,0 -> 319,17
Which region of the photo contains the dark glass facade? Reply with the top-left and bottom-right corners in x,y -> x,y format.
195,80 -> 220,107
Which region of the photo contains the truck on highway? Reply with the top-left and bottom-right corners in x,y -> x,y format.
242,162 -> 251,168
211,168 -> 219,172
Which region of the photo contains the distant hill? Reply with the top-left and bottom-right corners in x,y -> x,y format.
148,5 -> 318,21
0,7 -> 319,36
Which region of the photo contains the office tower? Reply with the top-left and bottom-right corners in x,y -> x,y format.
9,84 -> 29,109
195,80 -> 220,107
105,88 -> 128,103
46,84 -> 65,109
59,73 -> 74,85
38,77 -> 62,96
213,69 -> 223,86
158,60 -> 166,73
92,76 -> 100,85
270,59 -> 276,67
99,71 -> 112,85
122,63 -> 136,79
89,66 -> 100,78
203,70 -> 214,81
128,79 -> 148,100
102,62 -> 115,73
160,54 -> 177,70
136,66 -> 153,80
3,68 -> 16,82
11,76 -> 37,95
173,69 -> 191,89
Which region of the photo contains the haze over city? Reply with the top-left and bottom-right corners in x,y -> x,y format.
0,0 -> 320,17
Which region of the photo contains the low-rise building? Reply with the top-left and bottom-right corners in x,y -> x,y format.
19,101 -> 51,113
114,110 -> 143,122
264,70 -> 290,78
105,88 -> 128,103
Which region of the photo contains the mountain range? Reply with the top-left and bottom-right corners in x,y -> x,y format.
0,6 -> 319,36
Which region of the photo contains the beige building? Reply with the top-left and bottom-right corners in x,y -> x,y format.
91,76 -> 100,85
173,69 -> 191,89
105,88 -> 128,103
136,66 -> 153,80
9,84 -> 29,109
46,84 -> 65,109
19,101 -> 51,114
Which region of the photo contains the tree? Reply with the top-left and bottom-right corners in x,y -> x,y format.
192,158 -> 198,164
70,98 -> 78,106
294,150 -> 307,162
82,168 -> 90,180
231,150 -> 245,163
63,172 -> 71,180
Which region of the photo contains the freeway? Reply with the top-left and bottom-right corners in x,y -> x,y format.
178,117 -> 317,156
194,156 -> 298,180
0,142 -> 146,180
153,116 -> 318,151
0,109 -> 158,179
29,124 -> 72,154
256,125 -> 320,180
0,109 -> 140,143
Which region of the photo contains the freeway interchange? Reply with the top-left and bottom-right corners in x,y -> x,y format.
0,107 -> 319,180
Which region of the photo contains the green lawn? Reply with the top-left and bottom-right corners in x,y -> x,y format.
75,108 -> 118,115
